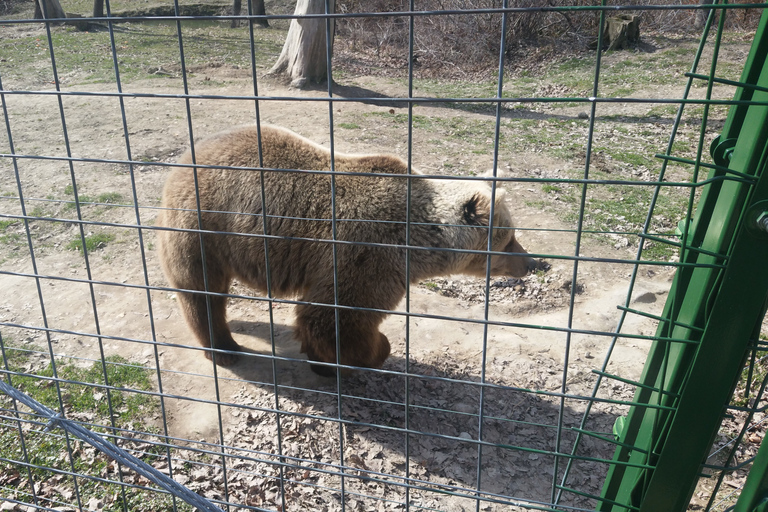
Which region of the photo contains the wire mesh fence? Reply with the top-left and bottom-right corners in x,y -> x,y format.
1,1 -> 768,511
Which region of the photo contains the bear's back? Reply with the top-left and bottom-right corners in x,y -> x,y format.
164,125 -> 463,244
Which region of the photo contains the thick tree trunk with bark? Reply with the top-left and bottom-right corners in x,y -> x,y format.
232,0 -> 268,28
268,0 -> 335,88
93,0 -> 104,18
253,0 -> 268,27
694,0 -> 712,31
34,0 -> 66,19
232,0 -> 241,27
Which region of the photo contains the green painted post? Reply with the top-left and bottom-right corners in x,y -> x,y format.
638,171 -> 768,511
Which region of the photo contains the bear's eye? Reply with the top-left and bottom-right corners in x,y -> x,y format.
463,196 -> 479,224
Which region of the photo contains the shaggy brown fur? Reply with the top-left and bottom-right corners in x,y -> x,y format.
157,125 -> 535,375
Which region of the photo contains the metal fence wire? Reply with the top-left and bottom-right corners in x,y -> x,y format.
2,1 -> 768,511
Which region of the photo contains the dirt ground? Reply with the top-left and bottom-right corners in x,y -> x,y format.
0,48 -> 702,511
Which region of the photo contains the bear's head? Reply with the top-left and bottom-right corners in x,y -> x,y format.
457,186 -> 538,278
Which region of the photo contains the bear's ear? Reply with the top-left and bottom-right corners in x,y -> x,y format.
463,193 -> 491,225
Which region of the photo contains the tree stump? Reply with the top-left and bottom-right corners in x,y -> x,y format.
604,15 -> 640,51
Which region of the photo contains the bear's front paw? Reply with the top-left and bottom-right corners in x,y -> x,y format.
304,344 -> 338,377
309,362 -> 337,378
204,343 -> 241,367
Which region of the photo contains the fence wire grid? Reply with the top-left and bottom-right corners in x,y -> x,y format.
1,1 -> 768,511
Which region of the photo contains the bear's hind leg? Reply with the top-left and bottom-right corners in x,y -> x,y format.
296,305 -> 391,377
177,290 -> 241,366
306,329 -> 390,377
367,331 -> 391,369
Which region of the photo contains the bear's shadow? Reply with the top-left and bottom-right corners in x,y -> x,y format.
222,325 -> 616,507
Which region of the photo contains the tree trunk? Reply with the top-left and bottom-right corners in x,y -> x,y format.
34,0 -> 66,20
268,0 -> 335,88
694,0 -> 712,31
231,0 -> 242,27
93,0 -> 104,18
233,0 -> 269,28
253,0 -> 268,28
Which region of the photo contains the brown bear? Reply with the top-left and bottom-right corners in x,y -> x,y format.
157,124 -> 536,375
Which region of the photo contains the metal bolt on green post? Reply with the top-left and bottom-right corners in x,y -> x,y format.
757,212 -> 768,233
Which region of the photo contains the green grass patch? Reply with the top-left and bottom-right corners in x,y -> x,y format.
549,57 -> 595,93
505,117 -> 582,156
63,192 -> 125,211
59,357 -> 155,419
364,111 -> 434,129
641,232 -> 680,262
0,232 -> 24,247
500,44 -> 698,103
338,122 -> 361,130
4,353 -> 155,420
66,232 -> 116,252
533,162 -> 690,261
97,192 -> 124,204
3,0 -> 230,18
647,104 -> 680,118
598,146 -> 655,168
586,179 -> 686,260
2,22 -> 285,86
0,346 -> 175,511
0,218 -> 23,251
63,195 -> 93,211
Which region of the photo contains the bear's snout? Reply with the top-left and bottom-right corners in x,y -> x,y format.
497,237 -> 537,277
526,256 -> 539,273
